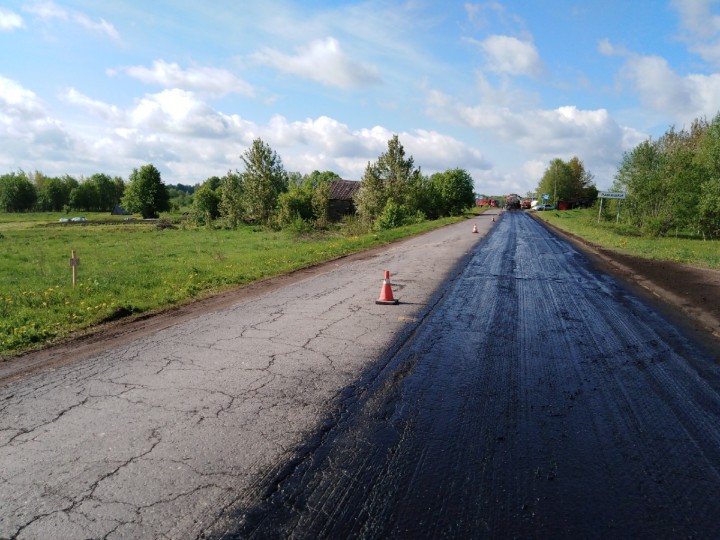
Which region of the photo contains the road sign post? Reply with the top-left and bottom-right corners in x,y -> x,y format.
597,192 -> 626,223
69,250 -> 80,288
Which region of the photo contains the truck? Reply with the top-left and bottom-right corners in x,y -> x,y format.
505,194 -> 521,210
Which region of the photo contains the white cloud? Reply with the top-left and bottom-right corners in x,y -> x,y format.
115,60 -> 255,97
0,8 -> 24,31
0,76 -> 77,167
672,0 -> 720,40
671,0 -> 720,65
129,89 -> 250,139
597,38 -> 628,57
0,76 -> 47,119
621,54 -> 720,121
478,35 -> 543,77
24,1 -> 120,42
62,88 -> 123,121
423,87 -> 643,188
402,130 -> 491,172
250,37 -> 382,89
73,12 -> 120,42
184,114 -> 490,181
596,38 -> 720,124
24,1 -> 68,21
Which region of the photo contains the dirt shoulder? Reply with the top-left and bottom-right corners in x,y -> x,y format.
539,216 -> 720,358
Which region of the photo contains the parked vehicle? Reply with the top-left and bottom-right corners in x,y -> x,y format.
534,204 -> 554,211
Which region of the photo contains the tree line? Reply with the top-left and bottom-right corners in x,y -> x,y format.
0,135 -> 477,231
0,171 -> 126,213
613,112 -> 720,238
191,135 -> 475,231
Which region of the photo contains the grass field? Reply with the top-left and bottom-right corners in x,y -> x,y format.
0,212 -> 471,357
534,208 -> 720,269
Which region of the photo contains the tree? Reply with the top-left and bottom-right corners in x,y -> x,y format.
89,173 -> 119,211
121,164 -> 170,218
356,135 -> 421,223
431,168 -> 476,216
113,176 -> 125,206
355,162 -> 386,223
241,139 -> 288,223
536,157 -> 597,209
192,177 -> 221,226
36,175 -> 72,211
566,157 -> 597,202
276,170 -> 338,228
305,170 -> 340,188
695,113 -> 720,237
614,140 -> 672,233
311,179 -> 331,227
66,174 -> 118,212
0,171 -> 36,212
218,170 -> 244,229
69,181 -> 99,211
536,159 -> 573,206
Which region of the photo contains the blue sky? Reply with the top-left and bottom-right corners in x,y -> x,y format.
1,1 -> 719,196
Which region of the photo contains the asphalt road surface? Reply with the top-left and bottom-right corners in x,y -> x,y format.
211,212 -> 720,540
3,212 -> 720,539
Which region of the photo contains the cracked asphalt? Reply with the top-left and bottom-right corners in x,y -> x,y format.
0,213 -> 494,539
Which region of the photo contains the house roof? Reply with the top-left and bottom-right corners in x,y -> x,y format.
328,179 -> 360,201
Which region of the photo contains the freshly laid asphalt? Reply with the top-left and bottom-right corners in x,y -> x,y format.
3,211 -> 720,539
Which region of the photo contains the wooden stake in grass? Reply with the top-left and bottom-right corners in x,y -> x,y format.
69,250 -> 80,288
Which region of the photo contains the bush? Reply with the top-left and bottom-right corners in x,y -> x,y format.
641,217 -> 671,237
375,201 -> 406,230
285,214 -> 314,236
375,200 -> 426,230
341,214 -> 371,236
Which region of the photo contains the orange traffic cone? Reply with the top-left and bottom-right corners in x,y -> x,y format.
472,223 -> 478,233
376,270 -> 399,305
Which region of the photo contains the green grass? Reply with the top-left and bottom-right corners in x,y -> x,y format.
0,212 -> 471,357
534,209 -> 720,269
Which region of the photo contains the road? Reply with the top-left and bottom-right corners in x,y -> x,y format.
211,212 -> 720,539
3,211 -> 720,539
0,212 -> 493,539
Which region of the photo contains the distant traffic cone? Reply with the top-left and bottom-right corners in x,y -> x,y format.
376,270 -> 399,305
472,223 -> 478,233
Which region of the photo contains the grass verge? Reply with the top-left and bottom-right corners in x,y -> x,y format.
0,212 -> 473,357
534,208 -> 720,269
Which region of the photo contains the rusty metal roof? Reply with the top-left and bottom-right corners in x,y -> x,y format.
328,179 -> 360,201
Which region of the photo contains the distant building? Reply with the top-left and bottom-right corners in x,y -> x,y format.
328,179 -> 360,220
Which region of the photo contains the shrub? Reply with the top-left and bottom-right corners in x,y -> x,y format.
285,214 -> 314,236
341,214 -> 371,236
375,201 -> 407,230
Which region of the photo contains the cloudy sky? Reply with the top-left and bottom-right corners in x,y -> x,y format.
1,0 -> 719,196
